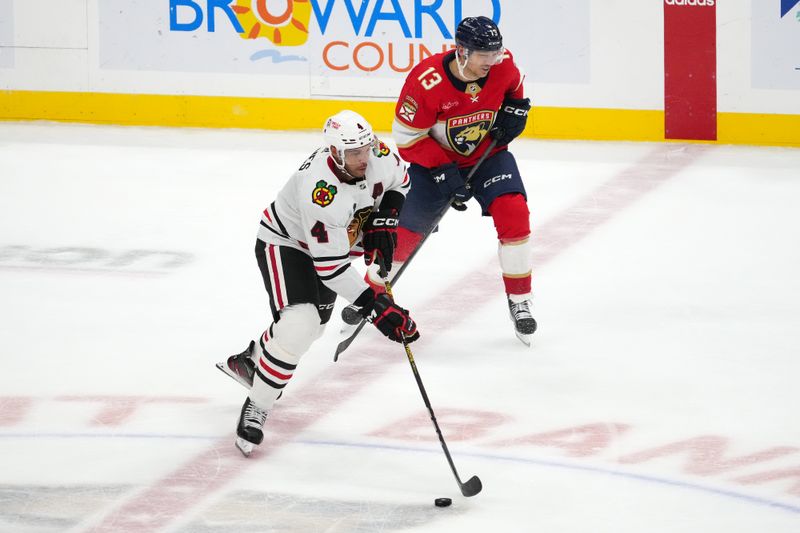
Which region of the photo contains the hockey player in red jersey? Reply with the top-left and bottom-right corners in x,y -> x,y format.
390,16 -> 537,344
218,110 -> 419,456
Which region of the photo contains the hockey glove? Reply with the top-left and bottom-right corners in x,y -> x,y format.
355,289 -> 419,343
490,97 -> 531,147
362,208 -> 399,271
430,163 -> 471,206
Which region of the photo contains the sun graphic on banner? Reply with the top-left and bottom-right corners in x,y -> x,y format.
232,0 -> 312,46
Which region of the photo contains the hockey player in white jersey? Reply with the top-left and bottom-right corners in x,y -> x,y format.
218,110 -> 420,456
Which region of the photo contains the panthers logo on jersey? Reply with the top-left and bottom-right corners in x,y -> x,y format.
312,180 -> 337,207
446,111 -> 494,156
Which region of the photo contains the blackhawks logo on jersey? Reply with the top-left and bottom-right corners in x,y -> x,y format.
373,140 -> 391,157
312,180 -> 337,207
347,206 -> 373,246
446,111 -> 494,156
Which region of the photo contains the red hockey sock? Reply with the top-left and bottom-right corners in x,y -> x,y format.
488,193 -> 530,243
503,273 -> 532,296
489,194 -> 532,297
395,227 -> 423,262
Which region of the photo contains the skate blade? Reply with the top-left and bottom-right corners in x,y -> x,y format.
235,437 -> 255,457
514,330 -> 533,347
216,362 -> 252,389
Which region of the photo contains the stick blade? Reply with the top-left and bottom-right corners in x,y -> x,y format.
460,475 -> 482,497
334,320 -> 367,361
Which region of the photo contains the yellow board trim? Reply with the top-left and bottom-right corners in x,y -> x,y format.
1,91 -> 798,147
717,112 -> 800,148
0,90 -> 396,131
530,107 -> 665,142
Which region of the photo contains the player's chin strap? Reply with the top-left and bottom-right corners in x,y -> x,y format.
455,47 -> 470,78
329,148 -> 363,183
330,145 -> 368,183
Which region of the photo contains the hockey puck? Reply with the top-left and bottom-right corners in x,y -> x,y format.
434,497 -> 452,507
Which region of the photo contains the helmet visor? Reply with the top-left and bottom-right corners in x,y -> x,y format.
469,47 -> 506,65
343,142 -> 374,159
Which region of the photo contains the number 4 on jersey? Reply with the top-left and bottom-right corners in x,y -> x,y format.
311,221 -> 329,243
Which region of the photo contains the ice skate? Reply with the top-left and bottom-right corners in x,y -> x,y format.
216,340 -> 257,388
508,297 -> 537,346
235,397 -> 268,457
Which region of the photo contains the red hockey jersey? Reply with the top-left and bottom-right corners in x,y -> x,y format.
392,49 -> 525,169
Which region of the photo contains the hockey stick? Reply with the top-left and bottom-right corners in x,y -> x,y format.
375,257 -> 482,497
334,139 -> 499,361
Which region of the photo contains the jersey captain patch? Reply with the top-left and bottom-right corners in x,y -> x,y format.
445,111 -> 494,156
312,180 -> 337,207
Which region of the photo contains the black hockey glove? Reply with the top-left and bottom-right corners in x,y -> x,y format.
490,97 -> 531,147
430,163 -> 471,209
363,208 -> 399,271
354,289 -> 419,343
369,293 -> 420,343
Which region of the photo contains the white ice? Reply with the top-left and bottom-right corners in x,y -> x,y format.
0,122 -> 799,532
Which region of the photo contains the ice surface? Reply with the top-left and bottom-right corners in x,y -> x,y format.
1,122 -> 799,532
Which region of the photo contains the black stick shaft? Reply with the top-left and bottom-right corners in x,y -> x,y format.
377,260 -> 482,497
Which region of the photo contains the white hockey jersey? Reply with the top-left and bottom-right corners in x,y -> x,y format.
257,140 -> 410,303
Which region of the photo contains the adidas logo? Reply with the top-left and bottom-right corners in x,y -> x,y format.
665,0 -> 715,5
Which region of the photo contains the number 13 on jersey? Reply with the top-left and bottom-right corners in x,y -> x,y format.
417,66 -> 442,90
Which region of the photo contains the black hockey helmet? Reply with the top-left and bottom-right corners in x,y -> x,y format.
455,16 -> 503,52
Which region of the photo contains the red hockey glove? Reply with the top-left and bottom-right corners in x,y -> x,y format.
355,290 -> 419,343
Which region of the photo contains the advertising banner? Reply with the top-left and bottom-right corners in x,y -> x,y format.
0,0 -> 13,68
751,1 -> 800,90
664,0 -> 716,141
98,1 -> 589,95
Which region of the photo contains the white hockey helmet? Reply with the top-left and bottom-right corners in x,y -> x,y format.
322,110 -> 375,155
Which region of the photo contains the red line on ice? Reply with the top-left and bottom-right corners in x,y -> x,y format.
80,144 -> 705,532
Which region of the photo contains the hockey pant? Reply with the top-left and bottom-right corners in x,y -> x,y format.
390,193 -> 532,299
251,239 -> 336,408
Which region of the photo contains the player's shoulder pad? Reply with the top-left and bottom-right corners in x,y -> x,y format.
496,48 -> 525,90
297,162 -> 351,224
405,52 -> 447,84
372,138 -> 406,168
497,48 -> 520,71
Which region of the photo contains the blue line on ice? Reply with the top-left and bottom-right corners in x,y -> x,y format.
2,432 -> 797,514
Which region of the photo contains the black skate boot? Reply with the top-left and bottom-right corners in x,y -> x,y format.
508,297 -> 537,346
216,341 -> 256,388
235,397 -> 268,457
